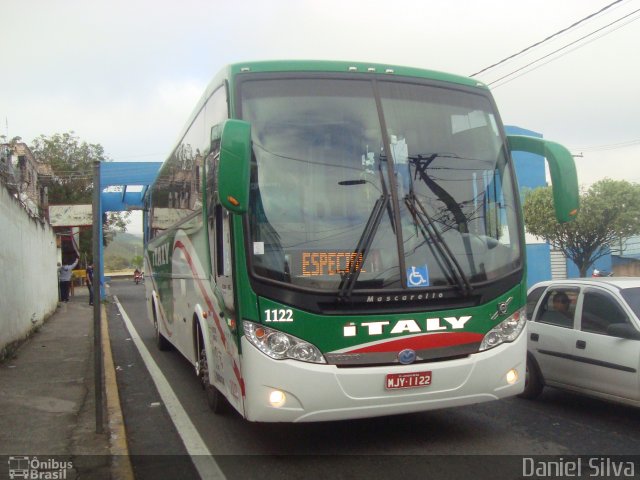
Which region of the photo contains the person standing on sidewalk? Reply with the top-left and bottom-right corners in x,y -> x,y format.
86,263 -> 94,306
57,262 -> 62,301
59,255 -> 79,302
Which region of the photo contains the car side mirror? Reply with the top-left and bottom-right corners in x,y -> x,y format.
507,135 -> 579,223
607,323 -> 640,340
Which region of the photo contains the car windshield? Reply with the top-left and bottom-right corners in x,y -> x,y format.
240,76 -> 522,293
620,287 -> 640,318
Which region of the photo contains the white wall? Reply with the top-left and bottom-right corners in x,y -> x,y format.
0,184 -> 58,357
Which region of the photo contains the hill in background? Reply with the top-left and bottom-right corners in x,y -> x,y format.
104,232 -> 143,271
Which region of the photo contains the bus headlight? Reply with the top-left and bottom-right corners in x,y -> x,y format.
243,321 -> 326,364
479,307 -> 526,351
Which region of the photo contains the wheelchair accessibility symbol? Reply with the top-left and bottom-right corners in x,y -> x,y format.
407,265 -> 429,288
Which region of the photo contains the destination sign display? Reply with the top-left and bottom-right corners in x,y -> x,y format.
301,251 -> 367,277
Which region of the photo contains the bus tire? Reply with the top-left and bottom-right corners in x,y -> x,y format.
196,324 -> 227,414
206,384 -> 227,414
153,305 -> 171,351
518,354 -> 544,400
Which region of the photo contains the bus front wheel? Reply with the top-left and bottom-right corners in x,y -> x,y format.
196,328 -> 227,414
153,306 -> 171,351
206,384 -> 227,414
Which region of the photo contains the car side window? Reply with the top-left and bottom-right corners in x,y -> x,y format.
526,286 -> 546,320
581,290 -> 628,335
535,288 -> 578,328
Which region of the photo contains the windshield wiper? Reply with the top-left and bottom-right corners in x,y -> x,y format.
406,153 -> 475,295
408,154 -> 469,232
404,192 -> 473,297
337,157 -> 395,302
338,194 -> 389,302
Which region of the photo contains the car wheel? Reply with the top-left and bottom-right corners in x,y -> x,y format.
518,354 -> 544,399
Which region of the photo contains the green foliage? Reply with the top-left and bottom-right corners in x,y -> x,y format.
105,255 -> 130,271
30,131 -> 130,249
524,179 -> 640,277
78,228 -> 93,266
31,131 -> 104,205
103,211 -> 131,246
104,232 -> 143,271
131,255 -> 144,269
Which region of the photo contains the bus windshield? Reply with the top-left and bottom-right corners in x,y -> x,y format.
241,76 -> 522,293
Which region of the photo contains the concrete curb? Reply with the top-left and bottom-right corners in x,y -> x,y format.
102,304 -> 135,480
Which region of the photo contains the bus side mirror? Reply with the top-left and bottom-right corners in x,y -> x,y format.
218,119 -> 251,214
507,135 -> 580,223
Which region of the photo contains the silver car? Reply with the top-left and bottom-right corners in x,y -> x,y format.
521,278 -> 640,406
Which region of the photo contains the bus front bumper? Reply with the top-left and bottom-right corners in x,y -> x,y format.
240,331 -> 526,422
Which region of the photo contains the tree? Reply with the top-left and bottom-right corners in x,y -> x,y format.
105,255 -> 130,271
30,131 -> 130,257
523,178 -> 640,277
131,255 -> 144,269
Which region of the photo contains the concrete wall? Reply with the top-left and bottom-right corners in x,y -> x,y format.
0,183 -> 58,358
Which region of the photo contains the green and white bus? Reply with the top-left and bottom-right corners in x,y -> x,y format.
144,60 -> 578,422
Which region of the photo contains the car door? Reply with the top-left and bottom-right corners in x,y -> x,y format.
528,286 -> 580,387
571,287 -> 640,401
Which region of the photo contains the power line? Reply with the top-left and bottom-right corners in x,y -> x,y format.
470,0 -> 626,77
488,8 -> 640,88
571,138 -> 640,151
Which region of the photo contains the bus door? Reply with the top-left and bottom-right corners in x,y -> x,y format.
206,148 -> 244,411
211,203 -> 234,310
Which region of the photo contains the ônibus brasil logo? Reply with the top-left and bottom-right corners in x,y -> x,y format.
8,456 -> 73,479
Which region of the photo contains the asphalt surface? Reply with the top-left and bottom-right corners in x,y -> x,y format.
107,278 -> 640,480
3,277 -> 635,480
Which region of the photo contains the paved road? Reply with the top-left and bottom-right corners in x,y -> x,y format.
106,279 -> 640,479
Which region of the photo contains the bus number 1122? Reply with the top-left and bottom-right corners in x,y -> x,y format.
264,309 -> 294,322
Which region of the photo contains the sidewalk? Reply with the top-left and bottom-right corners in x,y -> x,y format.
0,287 -> 132,479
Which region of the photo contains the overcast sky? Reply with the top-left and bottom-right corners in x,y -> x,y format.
2,0 -> 639,231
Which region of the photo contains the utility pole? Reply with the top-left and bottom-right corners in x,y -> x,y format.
92,160 -> 104,434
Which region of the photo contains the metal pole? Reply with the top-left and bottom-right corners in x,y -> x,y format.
92,160 -> 104,434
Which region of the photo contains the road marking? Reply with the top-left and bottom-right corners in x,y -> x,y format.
113,295 -> 226,480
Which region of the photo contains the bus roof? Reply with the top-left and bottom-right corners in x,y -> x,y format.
157,60 -> 490,186
226,60 -> 487,90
